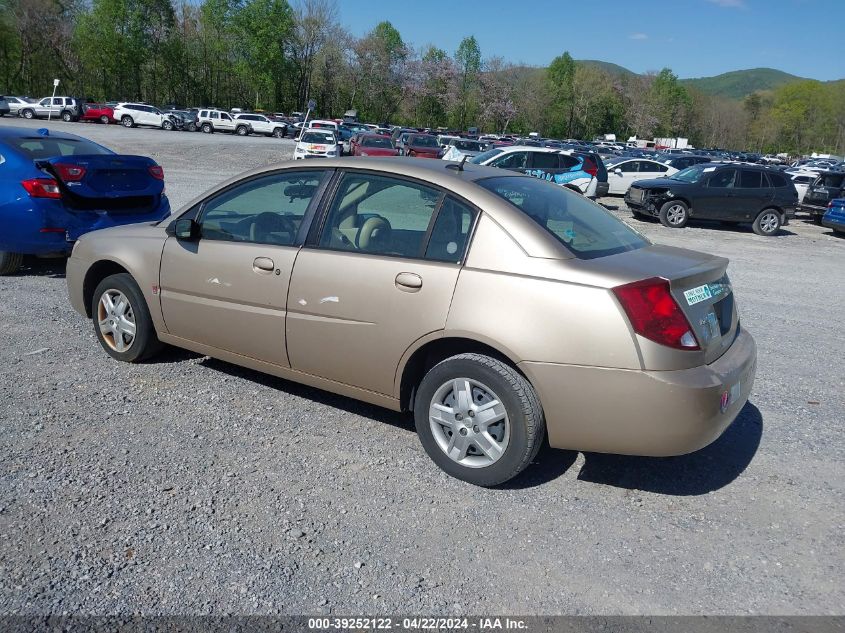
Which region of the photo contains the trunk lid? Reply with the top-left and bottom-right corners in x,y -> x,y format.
574,245 -> 738,365
39,155 -> 164,215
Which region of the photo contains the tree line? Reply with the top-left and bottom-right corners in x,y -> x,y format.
1,0 -> 844,155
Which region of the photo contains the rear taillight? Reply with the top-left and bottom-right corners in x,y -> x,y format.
148,165 -> 164,180
53,163 -> 86,181
583,158 -> 598,177
21,178 -> 61,199
613,277 -> 699,350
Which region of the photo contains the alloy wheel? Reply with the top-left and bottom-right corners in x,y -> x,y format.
429,378 -> 510,468
666,204 -> 687,225
97,289 -> 137,353
759,211 -> 779,234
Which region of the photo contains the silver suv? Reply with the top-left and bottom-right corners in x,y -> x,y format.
19,97 -> 80,122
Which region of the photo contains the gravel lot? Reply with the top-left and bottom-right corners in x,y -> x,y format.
1,118 -> 843,616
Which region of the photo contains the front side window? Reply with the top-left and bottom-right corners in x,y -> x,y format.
471,148 -> 504,164
708,169 -> 737,188
491,151 -> 528,169
619,161 -> 639,173
318,172 -> 441,258
199,171 -> 326,245
477,176 -> 648,259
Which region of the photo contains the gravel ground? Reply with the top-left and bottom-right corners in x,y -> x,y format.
1,118 -> 844,616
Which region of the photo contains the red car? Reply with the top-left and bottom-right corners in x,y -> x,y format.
352,134 -> 399,157
80,103 -> 115,124
402,133 -> 443,159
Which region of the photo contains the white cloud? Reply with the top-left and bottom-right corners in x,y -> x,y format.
629,33 -> 648,40
707,0 -> 746,8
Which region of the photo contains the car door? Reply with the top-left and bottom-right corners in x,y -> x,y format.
35,98 -> 51,117
159,169 -> 330,367
218,112 -> 235,132
286,171 -> 476,396
608,160 -> 639,194
696,168 -> 738,219
638,160 -> 671,182
733,169 -> 773,220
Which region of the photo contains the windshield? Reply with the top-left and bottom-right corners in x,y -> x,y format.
454,140 -> 482,151
361,136 -> 394,148
409,135 -> 439,148
6,136 -> 111,159
669,165 -> 707,183
470,148 -> 504,164
301,131 -> 335,144
478,176 -> 648,259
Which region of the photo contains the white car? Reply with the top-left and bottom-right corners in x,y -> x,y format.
234,113 -> 288,138
294,130 -> 339,160
789,172 -> 817,203
604,158 -> 678,195
4,96 -> 33,116
113,103 -> 177,130
470,146 -> 597,196
196,109 -> 252,135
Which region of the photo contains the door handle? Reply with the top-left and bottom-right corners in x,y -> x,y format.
253,257 -> 275,273
395,272 -> 422,292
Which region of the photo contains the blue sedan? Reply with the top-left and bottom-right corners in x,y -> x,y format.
0,126 -> 170,275
822,198 -> 845,236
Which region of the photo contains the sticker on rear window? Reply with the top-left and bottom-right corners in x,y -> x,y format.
684,284 -> 713,306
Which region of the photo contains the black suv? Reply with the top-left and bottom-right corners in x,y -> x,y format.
800,171 -> 845,223
626,163 -> 799,236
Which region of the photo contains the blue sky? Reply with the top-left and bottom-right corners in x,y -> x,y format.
335,0 -> 844,80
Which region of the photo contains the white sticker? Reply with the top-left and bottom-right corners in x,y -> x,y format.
684,284 -> 713,306
703,167 -> 716,172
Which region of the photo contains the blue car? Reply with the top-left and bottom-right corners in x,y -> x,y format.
822,198 -> 845,236
0,126 -> 170,274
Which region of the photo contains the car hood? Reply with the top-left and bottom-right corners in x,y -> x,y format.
631,177 -> 688,189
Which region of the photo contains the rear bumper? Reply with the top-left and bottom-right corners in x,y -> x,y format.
822,211 -> 845,232
520,327 -> 757,456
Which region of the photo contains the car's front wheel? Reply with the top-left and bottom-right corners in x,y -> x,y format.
659,200 -> 689,228
414,353 -> 545,487
99,115 -> 110,124
0,251 -> 23,275
162,119 -> 174,131
752,208 -> 782,236
92,273 -> 163,363
272,127 -> 284,138
235,125 -> 248,136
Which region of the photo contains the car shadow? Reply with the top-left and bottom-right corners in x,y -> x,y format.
10,256 -> 67,278
575,401 -> 763,496
629,216 -> 797,237
197,356 -> 414,434
498,442 -> 578,490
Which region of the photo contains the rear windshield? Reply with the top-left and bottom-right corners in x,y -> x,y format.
5,137 -> 111,159
818,173 -> 845,187
409,135 -> 439,148
478,176 -> 648,259
470,148 -> 504,164
301,131 -> 335,144
360,136 -> 393,148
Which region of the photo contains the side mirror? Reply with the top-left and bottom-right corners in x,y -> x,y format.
613,168 -> 623,175
170,218 -> 200,240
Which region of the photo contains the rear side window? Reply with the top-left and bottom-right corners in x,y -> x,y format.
559,154 -> 580,169
738,170 -> 763,188
478,176 -> 648,259
425,196 -> 475,263
531,153 -> 559,169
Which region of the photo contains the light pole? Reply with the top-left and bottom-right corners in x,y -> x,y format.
47,78 -> 59,122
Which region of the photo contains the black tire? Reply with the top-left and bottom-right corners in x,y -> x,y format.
414,353 -> 545,487
188,122 -> 197,132
201,123 -> 213,133
121,115 -> 134,128
162,119 -> 173,131
61,111 -> 72,122
91,273 -> 163,363
752,208 -> 782,236
21,108 -> 35,119
99,115 -> 110,124
272,127 -> 284,138
812,215 -> 823,225
0,251 -> 24,275
235,125 -> 248,136
658,200 -> 689,228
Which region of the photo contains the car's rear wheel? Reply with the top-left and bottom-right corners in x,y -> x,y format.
121,116 -> 134,128
414,353 -> 545,487
21,109 -> 34,119
61,111 -> 72,122
753,209 -> 782,236
201,123 -> 213,133
99,115 -> 109,124
92,273 -> 163,363
0,251 -> 23,275
659,200 -> 689,228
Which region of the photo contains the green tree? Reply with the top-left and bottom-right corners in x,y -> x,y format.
546,51 -> 575,137
454,35 -> 480,130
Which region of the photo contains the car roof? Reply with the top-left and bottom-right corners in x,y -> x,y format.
0,125 -> 90,142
